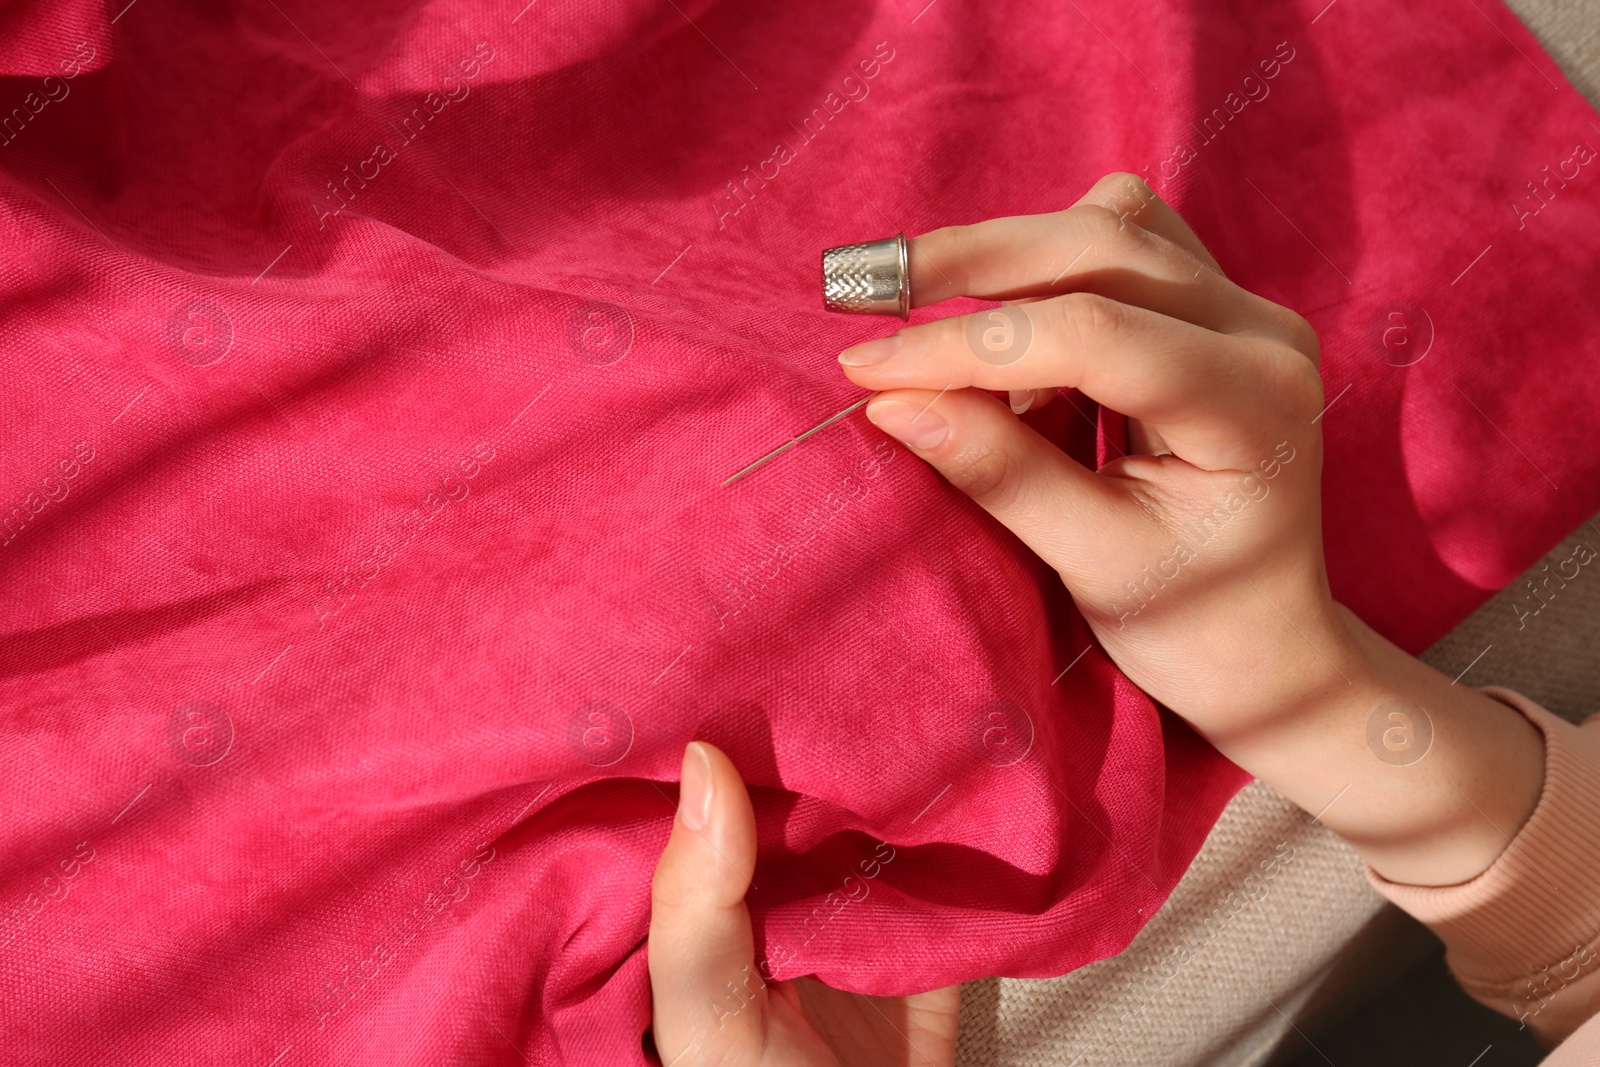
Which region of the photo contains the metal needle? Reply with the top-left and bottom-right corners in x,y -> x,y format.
720,393 -> 875,487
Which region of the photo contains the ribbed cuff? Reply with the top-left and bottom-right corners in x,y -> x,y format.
1366,687 -> 1600,990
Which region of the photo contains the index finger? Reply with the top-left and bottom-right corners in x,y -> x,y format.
839,294 -> 1321,472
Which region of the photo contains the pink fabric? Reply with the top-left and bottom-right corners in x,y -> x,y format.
1,1 -> 1597,1063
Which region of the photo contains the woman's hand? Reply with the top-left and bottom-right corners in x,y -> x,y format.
839,171 -> 1333,736
648,741 -> 959,1067
836,173 -> 1544,888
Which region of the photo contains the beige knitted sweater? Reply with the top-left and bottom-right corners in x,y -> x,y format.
1371,689 -> 1600,1064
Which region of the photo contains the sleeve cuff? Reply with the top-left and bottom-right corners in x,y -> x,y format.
1364,687 -> 1600,1025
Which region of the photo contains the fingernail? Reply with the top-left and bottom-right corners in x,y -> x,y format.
679,741 -> 713,833
839,333 -> 903,366
867,400 -> 948,450
1009,389 -> 1033,414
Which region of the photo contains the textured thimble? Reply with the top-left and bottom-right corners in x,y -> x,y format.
821,232 -> 910,319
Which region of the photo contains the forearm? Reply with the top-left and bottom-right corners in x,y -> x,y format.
1200,600 -> 1546,888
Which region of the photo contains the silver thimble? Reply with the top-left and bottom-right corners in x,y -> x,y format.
822,232 -> 910,319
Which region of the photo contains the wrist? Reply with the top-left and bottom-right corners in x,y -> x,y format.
1175,569 -> 1365,736
1229,602 -> 1546,886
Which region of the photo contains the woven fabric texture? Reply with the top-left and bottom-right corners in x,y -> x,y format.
2,0 -> 1598,1064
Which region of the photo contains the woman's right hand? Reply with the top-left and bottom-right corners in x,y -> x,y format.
834,172 -> 1545,888
838,172 -> 1335,735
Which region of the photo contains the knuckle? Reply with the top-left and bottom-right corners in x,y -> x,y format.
1282,309 -> 1321,365
1274,351 -> 1326,423
1086,172 -> 1160,222
1069,202 -> 1125,242
1242,298 -> 1321,366
1090,170 -> 1154,208
1047,290 -> 1122,350
1064,201 -> 1154,265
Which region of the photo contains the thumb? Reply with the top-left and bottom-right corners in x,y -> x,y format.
648,741 -> 767,1066
864,387 -> 1130,583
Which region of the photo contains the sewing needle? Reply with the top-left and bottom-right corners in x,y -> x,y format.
720,393 -> 875,487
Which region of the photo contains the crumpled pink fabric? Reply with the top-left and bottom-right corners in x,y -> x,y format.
1,0 -> 1597,1063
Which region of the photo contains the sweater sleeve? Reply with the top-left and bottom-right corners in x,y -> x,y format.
1364,686 -> 1600,1049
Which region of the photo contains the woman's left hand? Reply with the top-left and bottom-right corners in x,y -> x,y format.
648,741 -> 959,1067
